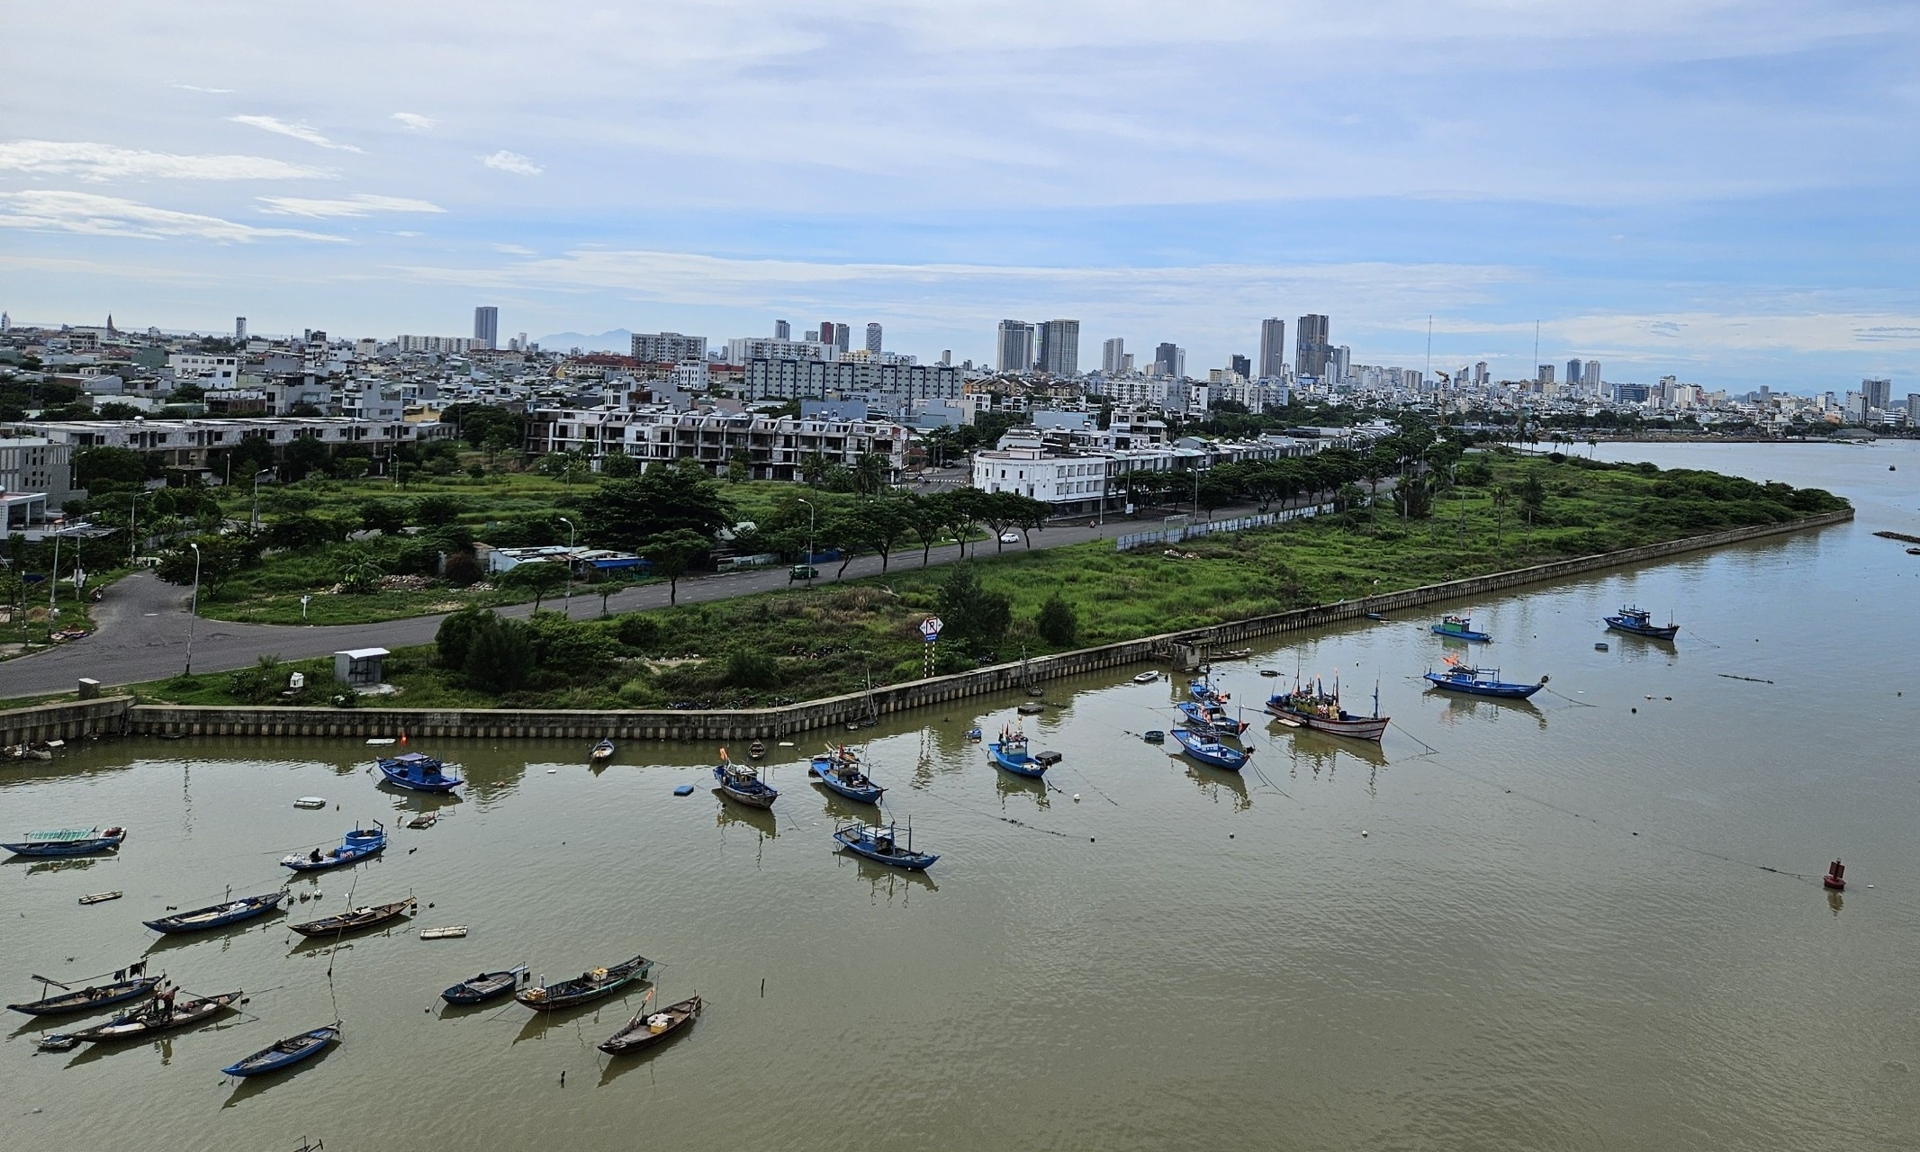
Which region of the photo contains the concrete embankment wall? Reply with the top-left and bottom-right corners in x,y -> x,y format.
0,509 -> 1852,745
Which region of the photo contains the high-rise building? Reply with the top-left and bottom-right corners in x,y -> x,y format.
235,316 -> 247,341
940,350 -> 952,366
1229,354 -> 1251,379
1036,319 -> 1080,376
865,323 -> 883,354
631,331 -> 708,362
473,306 -> 498,350
1295,314 -> 1330,377
0,312 -> 10,332
996,320 -> 1035,373
1567,359 -> 1583,389
1258,318 -> 1286,379
833,325 -> 850,356
1584,360 -> 1601,390
1474,361 -> 1489,386
1153,343 -> 1185,379
1537,364 -> 1555,388
1102,337 -> 1126,375
819,322 -> 836,350
1863,377 -> 1893,411
775,319 -> 791,340
1326,345 -> 1350,384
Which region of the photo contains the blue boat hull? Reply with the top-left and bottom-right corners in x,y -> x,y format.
283,841 -> 384,871
833,830 -> 939,870
1605,617 -> 1679,640
1169,728 -> 1248,771
1177,702 -> 1247,736
1423,673 -> 1541,698
377,758 -> 462,793
713,766 -> 778,808
145,892 -> 287,934
222,1026 -> 339,1077
442,966 -> 527,1005
988,743 -> 1047,778
2,834 -> 125,857
1431,625 -> 1492,642
810,762 -> 884,804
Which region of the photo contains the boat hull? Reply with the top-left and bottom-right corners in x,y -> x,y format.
442,966 -> 527,1005
1263,701 -> 1389,742
71,992 -> 240,1044
222,1026 -> 339,1077
1169,728 -> 1248,771
8,976 -> 161,1017
283,830 -> 386,871
987,744 -> 1047,778
809,762 -> 884,804
712,766 -> 778,808
378,763 -> 462,793
289,898 -> 415,937
145,891 -> 286,934
516,956 -> 654,1011
2,829 -> 126,857
599,996 -> 701,1055
1423,673 -> 1541,699
1605,617 -> 1680,640
833,829 -> 939,870
1431,625 -> 1492,642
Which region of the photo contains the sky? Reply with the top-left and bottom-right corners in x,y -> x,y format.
3,0 -> 1919,393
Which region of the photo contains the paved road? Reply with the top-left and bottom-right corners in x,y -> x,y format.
0,499 -> 1295,697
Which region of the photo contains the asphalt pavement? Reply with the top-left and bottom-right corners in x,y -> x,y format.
0,500 -> 1283,698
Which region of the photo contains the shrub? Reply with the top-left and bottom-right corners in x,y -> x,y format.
615,612 -> 660,650
937,564 -> 1011,648
722,648 -> 784,689
1036,594 -> 1078,647
414,495 -> 464,528
444,551 -> 482,587
463,616 -> 535,692
527,614 -> 622,679
435,605 -> 494,669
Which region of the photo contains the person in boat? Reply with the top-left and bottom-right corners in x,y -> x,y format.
309,847 -> 324,863
155,982 -> 177,1023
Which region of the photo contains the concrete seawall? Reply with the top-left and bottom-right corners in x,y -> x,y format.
0,508 -> 1852,745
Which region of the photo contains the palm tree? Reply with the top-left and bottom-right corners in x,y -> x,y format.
1491,485 -> 1510,543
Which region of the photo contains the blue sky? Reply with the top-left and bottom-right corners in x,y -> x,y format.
3,0 -> 1918,392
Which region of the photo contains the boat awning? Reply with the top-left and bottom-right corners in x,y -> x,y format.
24,827 -> 102,841
390,752 -> 435,765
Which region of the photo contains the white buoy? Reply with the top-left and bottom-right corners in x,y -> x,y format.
1361,830 -> 1369,837
1073,794 -> 1081,802
547,768 -> 557,774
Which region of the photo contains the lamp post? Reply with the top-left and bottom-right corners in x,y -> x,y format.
797,498 -> 814,588
558,516 -> 575,618
250,469 -> 274,530
47,526 -> 61,616
184,542 -> 201,677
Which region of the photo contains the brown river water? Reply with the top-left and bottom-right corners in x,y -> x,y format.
4,440 -> 1918,1151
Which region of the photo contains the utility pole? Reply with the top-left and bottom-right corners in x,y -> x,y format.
797,498 -> 815,588
184,542 -> 202,677
558,516 -> 575,618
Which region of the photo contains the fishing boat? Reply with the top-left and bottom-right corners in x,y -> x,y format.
2,826 -> 126,857
599,994 -> 702,1056
377,753 -> 463,794
1176,699 -> 1249,737
293,797 -> 328,810
68,990 -> 243,1044
222,1025 -> 340,1078
1142,730 -> 1166,744
965,727 -> 983,743
144,890 -> 287,934
1188,677 -> 1232,705
1431,613 -> 1492,642
1216,648 -> 1254,661
8,971 -> 160,1017
833,819 -> 939,870
516,953 -> 654,1011
589,739 -> 616,764
281,824 -> 386,872
403,812 -> 437,830
712,751 -> 778,809
1264,675 -> 1389,742
1132,670 -> 1160,684
987,724 -> 1049,778
78,890 -> 123,905
809,745 -> 886,804
1423,657 -> 1545,699
1603,605 -> 1680,640
288,897 -> 416,938
747,740 -> 766,759
441,965 -> 528,1005
1169,727 -> 1249,771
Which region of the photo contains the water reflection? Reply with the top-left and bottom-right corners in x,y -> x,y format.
837,853 -> 939,900
19,856 -> 106,875
992,769 -> 1050,810
1828,890 -> 1844,917
220,1041 -> 340,1108
1181,760 -> 1252,811
512,993 -> 646,1046
1431,693 -> 1548,731
714,802 -> 778,841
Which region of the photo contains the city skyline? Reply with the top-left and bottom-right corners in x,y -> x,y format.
3,2 -> 1918,390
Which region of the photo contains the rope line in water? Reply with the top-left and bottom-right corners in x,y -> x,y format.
1542,687 -> 1599,708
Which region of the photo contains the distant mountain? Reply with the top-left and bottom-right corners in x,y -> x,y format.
535,328 -> 632,352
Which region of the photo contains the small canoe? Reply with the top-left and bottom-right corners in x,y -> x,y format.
1016,702 -> 1045,715
282,825 -> 386,872
1423,665 -> 1545,699
589,739 -> 616,763
516,953 -> 654,1011
70,990 -> 242,1044
1132,671 -> 1160,684
293,797 -> 328,810
599,995 -> 702,1055
289,898 -> 416,937
442,965 -> 528,1005
145,890 -> 287,934
78,890 -> 123,905
222,1025 -> 339,1078
403,812 -> 437,830
2,826 -> 126,857
833,821 -> 939,871
1142,730 -> 1166,744
8,975 -> 161,1017
419,925 -> 467,940
37,1032 -> 80,1052
747,741 -> 766,759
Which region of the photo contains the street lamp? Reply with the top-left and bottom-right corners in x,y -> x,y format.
47,525 -> 61,616
558,516 -> 575,617
250,469 -> 274,530
796,497 -> 814,588
184,542 -> 202,678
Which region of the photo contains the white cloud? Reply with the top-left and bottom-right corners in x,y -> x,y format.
229,115 -> 362,153
0,140 -> 332,182
0,191 -> 340,243
171,83 -> 233,94
480,150 -> 541,176
256,193 -> 445,218
391,112 -> 436,131
492,243 -> 536,255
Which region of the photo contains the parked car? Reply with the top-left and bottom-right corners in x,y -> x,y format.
999,532 -> 1021,544
789,564 -> 818,582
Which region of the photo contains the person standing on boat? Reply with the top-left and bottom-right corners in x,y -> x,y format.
155,981 -> 177,1023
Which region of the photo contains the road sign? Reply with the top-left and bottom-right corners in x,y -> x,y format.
920,616 -> 943,642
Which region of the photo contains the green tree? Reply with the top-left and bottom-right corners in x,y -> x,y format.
937,563 -> 1011,649
581,463 -> 732,553
463,615 -> 535,692
73,446 -> 145,490
280,434 -> 331,481
359,500 -> 409,535
266,513 -> 336,551
908,492 -> 949,566
413,495 -> 463,528
435,605 -> 494,668
498,561 -> 568,612
642,528 -> 710,605
1036,593 -> 1078,646
601,451 -> 638,478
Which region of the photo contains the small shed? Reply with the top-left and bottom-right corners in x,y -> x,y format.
334,647 -> 389,687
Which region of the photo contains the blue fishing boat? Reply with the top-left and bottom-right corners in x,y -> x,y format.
590,739 -> 616,764
1604,605 -> 1680,640
1169,727 -> 1249,772
281,824 -> 386,872
713,752 -> 777,809
222,1025 -> 340,1078
1422,658 -> 1545,699
377,752 -> 463,793
833,819 -> 939,871
144,890 -> 287,934
987,724 -> 1051,778
1188,677 -> 1233,705
1176,700 -> 1249,738
1431,613 -> 1492,642
442,965 -> 529,1005
2,825 -> 126,857
809,746 -> 886,804
8,969 -> 159,1017
516,953 -> 654,1011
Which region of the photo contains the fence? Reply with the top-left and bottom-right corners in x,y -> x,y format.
1114,503 -> 1335,551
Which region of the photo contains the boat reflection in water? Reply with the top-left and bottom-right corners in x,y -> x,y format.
1182,760 -> 1252,811
714,802 -> 778,840
993,768 -> 1050,809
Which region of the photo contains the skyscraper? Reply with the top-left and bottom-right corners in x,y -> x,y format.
775,319 -> 791,340
996,320 -> 1035,373
473,306 -> 498,350
1863,377 -> 1892,411
865,323 -> 883,354
1036,319 -> 1080,376
1258,318 -> 1286,379
819,322 -> 836,349
1101,337 -> 1125,375
1474,361 -> 1489,386
1567,359 -> 1583,390
1295,314 -> 1330,377
1153,343 -> 1186,378
235,316 -> 247,341
1583,360 -> 1601,390
1537,364 -> 1555,388
1229,354 -> 1251,379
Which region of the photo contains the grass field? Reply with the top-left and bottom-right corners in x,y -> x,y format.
110,454 -> 1845,713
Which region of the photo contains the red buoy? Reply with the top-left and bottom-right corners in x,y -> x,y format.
1823,859 -> 1845,891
